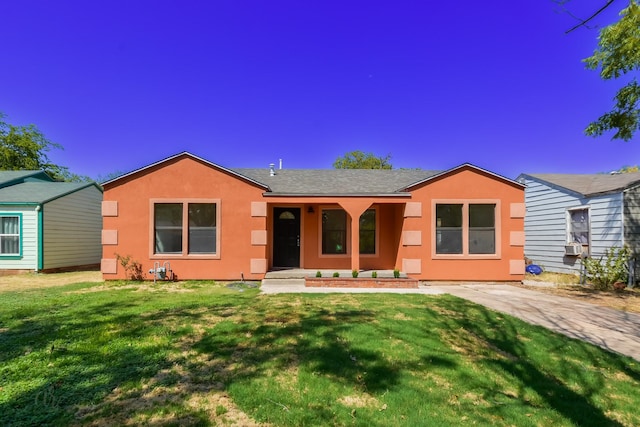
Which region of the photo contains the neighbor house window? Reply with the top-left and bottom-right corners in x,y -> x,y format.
568,208 -> 589,247
322,209 -> 347,254
153,201 -> 218,256
359,209 -> 376,254
435,202 -> 497,256
0,215 -> 20,256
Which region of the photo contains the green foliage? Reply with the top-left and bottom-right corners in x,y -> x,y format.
352,269 -> 359,278
0,112 -> 89,182
583,246 -> 630,290
315,270 -> 322,278
584,1 -> 640,141
371,271 -> 377,278
393,268 -> 400,278
332,271 -> 340,277
333,150 -> 393,169
115,253 -> 145,281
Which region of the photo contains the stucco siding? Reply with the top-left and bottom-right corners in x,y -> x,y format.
524,177 -> 623,274
0,206 -> 37,270
42,186 -> 102,269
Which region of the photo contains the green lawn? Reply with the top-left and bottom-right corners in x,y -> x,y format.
1,281 -> 639,426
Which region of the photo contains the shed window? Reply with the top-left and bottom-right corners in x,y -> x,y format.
0,216 -> 20,256
568,208 -> 589,247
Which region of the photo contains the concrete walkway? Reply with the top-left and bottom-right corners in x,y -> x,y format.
260,280 -> 640,361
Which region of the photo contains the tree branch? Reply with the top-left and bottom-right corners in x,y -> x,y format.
565,0 -> 617,33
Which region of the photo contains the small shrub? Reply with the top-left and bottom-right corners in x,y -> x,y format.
215,405 -> 228,416
372,271 -> 377,278
315,270 -> 322,278
333,272 -> 340,277
583,247 -> 630,290
352,270 -> 359,278
115,253 -> 145,281
393,269 -> 400,279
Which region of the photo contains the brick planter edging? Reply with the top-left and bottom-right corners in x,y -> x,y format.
305,277 -> 419,289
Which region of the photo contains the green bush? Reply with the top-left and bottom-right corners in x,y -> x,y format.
583,247 -> 630,290
315,270 -> 322,278
372,271 -> 377,278
393,269 -> 400,279
352,270 -> 359,278
333,272 -> 340,277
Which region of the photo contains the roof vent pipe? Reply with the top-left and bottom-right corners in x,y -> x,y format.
279,159 -> 282,169
269,163 -> 276,176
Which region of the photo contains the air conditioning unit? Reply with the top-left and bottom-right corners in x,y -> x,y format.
565,243 -> 583,256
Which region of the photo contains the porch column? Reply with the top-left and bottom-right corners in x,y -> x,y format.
338,200 -> 372,272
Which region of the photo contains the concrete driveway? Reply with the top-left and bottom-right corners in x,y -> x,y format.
260,280 -> 640,361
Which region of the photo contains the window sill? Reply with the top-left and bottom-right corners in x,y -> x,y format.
432,254 -> 501,260
151,254 -> 220,260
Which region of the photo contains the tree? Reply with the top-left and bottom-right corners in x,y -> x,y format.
333,151 -> 393,169
584,0 -> 640,141
0,112 -> 84,181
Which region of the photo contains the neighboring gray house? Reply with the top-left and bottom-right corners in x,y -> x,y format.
0,170 -> 103,273
518,172 -> 640,277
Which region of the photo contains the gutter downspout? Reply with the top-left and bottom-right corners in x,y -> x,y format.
35,204 -> 44,272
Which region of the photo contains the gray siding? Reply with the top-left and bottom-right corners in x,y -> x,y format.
0,206 -> 37,270
524,177 -> 623,274
42,186 -> 102,269
624,186 -> 640,255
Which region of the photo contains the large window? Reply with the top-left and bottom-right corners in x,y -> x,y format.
359,209 -> 376,254
568,208 -> 589,247
435,203 -> 496,256
0,215 -> 20,256
154,201 -> 218,256
322,209 -> 347,254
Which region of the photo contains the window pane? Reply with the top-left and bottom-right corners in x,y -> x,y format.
469,204 -> 495,227
322,210 -> 347,254
469,230 -> 495,254
188,203 -> 217,253
155,204 -> 183,253
436,204 -> 462,254
570,209 -> 589,245
1,236 -> 19,254
1,217 -> 18,234
469,204 -> 495,254
359,209 -> 375,254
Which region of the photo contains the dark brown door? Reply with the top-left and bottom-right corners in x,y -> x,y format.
273,208 -> 300,268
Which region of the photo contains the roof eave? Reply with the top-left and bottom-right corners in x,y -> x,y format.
262,192 -> 412,198
102,152 -> 270,190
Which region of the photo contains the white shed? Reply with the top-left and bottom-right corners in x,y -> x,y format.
0,171 -> 102,273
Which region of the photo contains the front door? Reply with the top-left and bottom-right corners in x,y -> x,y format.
273,207 -> 301,268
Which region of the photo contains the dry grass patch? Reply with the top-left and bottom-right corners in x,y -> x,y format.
0,270 -> 101,291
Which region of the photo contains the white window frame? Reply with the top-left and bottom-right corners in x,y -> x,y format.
0,213 -> 22,258
567,206 -> 590,253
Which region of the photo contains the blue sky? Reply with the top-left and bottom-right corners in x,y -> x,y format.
2,1 -> 639,180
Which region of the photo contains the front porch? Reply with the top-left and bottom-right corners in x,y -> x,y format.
264,269 -> 408,279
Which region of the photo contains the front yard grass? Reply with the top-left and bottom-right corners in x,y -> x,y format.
1,280 -> 639,426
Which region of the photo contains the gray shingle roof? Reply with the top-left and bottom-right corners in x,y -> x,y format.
231,168 -> 442,195
524,173 -> 640,196
0,170 -> 51,188
0,181 -> 97,204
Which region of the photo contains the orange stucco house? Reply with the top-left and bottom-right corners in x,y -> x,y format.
101,152 -> 525,281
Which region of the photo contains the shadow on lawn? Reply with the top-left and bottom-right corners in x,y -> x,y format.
437,296 -> 640,427
0,298 -> 230,426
